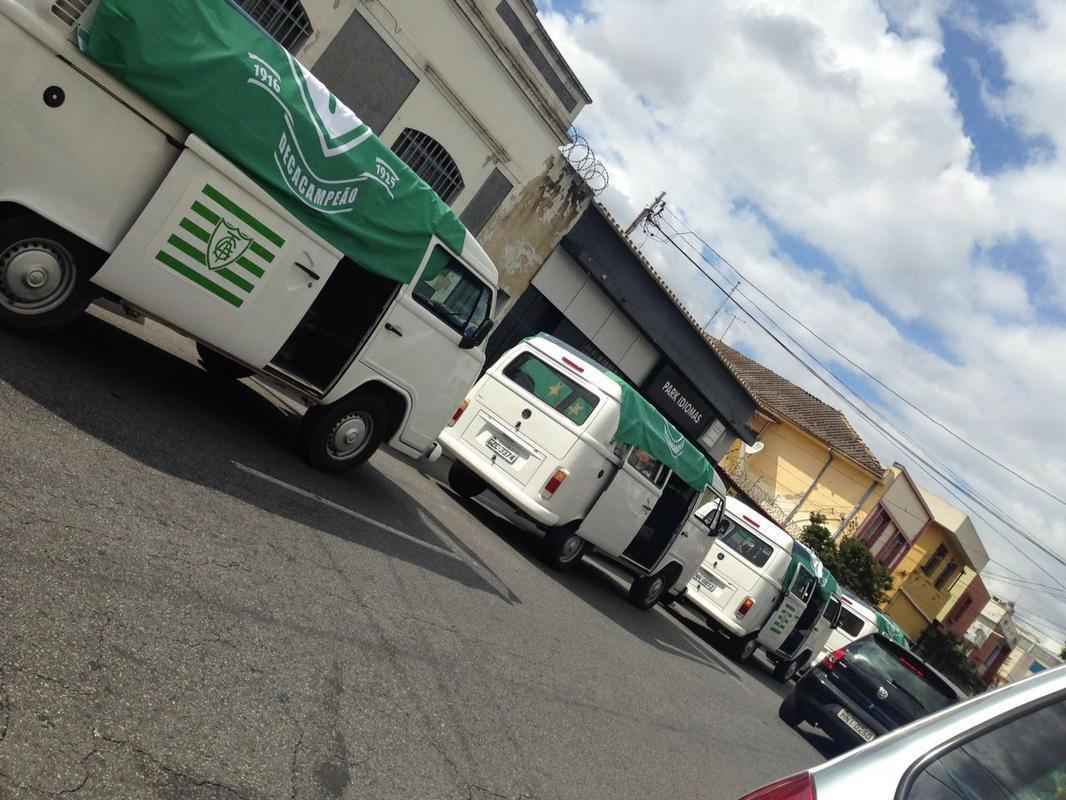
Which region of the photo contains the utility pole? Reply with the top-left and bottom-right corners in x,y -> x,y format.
705,281 -> 740,331
720,313 -> 737,342
625,191 -> 666,236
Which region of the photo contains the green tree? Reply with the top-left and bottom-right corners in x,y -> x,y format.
916,626 -> 985,695
799,513 -> 893,606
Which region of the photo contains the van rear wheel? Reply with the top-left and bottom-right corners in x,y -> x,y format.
0,216 -> 101,332
628,564 -> 681,610
303,393 -> 390,473
448,461 -> 487,499
540,523 -> 585,571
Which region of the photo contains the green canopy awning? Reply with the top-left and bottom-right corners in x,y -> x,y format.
876,612 -> 912,649
785,541 -> 839,607
605,373 -> 718,491
82,0 -> 468,284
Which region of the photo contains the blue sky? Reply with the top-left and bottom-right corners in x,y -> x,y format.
537,0 -> 1066,631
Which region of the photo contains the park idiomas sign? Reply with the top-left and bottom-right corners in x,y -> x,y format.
645,362 -> 715,442
83,0 -> 467,284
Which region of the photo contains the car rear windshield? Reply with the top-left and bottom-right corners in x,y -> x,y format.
718,521 -> 774,568
848,637 -> 956,714
503,352 -> 600,425
838,607 -> 866,637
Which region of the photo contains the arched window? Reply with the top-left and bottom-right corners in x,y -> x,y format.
391,129 -> 465,205
233,0 -> 314,53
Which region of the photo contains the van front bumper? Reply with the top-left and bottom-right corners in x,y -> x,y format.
437,430 -> 560,527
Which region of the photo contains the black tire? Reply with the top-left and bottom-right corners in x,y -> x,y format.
303,392 -> 392,473
628,564 -> 679,610
196,342 -> 254,380
778,692 -> 803,727
726,634 -> 758,663
540,523 -> 585,571
448,461 -> 487,499
0,215 -> 102,332
661,590 -> 683,608
774,657 -> 799,683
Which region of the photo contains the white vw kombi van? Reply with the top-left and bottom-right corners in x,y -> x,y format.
685,498 -> 796,655
436,335 -> 729,610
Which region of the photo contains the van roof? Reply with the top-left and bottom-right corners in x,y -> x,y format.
526,335 -> 625,401
723,496 -> 795,551
839,589 -> 879,621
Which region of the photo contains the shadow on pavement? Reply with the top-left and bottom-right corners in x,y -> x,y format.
0,316 -> 516,603
794,724 -> 849,760
444,489 -> 748,682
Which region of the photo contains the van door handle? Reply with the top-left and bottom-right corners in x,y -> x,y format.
294,262 -> 320,281
641,504 -> 654,512
385,322 -> 403,336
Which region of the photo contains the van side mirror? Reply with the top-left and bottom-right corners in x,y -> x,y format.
459,318 -> 494,350
715,518 -> 731,537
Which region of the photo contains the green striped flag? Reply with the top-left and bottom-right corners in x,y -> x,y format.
155,183 -> 285,307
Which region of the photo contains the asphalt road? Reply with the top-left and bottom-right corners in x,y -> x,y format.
0,311 -> 828,800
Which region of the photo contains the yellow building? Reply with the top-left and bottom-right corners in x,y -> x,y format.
710,340 -> 886,537
875,488 -> 989,641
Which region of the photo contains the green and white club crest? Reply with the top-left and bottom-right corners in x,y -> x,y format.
207,219 -> 253,271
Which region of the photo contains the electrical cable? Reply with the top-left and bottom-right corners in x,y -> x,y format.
658,206 -> 1066,511
646,212 -> 1066,587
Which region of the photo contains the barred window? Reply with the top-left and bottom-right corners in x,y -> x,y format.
391,129 -> 465,205
233,0 -> 314,53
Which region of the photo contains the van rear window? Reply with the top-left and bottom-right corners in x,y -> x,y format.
838,607 -> 866,637
503,353 -> 600,425
719,522 -> 774,568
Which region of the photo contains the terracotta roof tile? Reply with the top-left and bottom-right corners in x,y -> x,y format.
709,338 -> 885,477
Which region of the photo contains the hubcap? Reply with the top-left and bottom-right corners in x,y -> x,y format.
646,576 -> 665,601
328,414 -> 371,459
0,239 -> 76,315
558,534 -> 583,563
741,639 -> 758,661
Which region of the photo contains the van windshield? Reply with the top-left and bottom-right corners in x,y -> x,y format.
719,521 -> 774,568
503,352 -> 600,425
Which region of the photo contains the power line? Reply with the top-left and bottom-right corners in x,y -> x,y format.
645,212 -> 1066,587
659,205 -> 1066,511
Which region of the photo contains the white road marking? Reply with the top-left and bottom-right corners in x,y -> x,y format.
232,461 -> 467,564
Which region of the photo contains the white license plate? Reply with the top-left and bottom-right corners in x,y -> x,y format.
486,436 -> 518,464
837,708 -> 875,742
696,572 -> 721,591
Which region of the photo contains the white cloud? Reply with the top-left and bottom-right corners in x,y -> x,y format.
542,0 -> 1066,632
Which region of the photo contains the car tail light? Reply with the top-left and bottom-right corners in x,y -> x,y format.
821,648 -> 847,671
541,468 -> 569,499
738,772 -> 815,800
448,400 -> 469,426
898,656 -> 925,678
736,596 -> 755,617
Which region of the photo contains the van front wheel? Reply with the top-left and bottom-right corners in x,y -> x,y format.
0,216 -> 101,332
303,393 -> 390,472
773,657 -> 799,683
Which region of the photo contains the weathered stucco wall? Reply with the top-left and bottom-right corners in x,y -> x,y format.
477,153 -> 592,307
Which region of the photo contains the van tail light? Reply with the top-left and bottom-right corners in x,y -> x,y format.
739,773 -> 815,800
541,468 -> 569,499
822,648 -> 847,671
736,596 -> 755,617
449,400 -> 469,427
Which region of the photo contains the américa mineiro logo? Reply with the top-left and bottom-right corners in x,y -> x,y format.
154,184 -> 285,307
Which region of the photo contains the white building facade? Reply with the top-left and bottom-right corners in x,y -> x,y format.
232,0 -> 590,237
